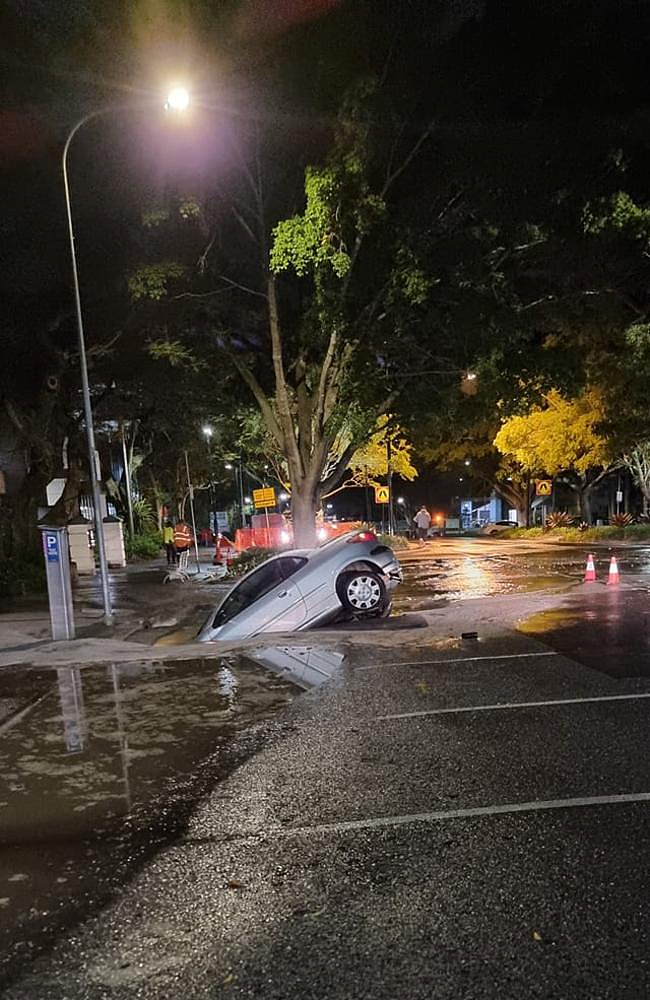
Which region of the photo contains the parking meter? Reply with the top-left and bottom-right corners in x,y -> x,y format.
39,524 -> 75,640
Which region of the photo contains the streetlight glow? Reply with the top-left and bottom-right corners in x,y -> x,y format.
225,462 -> 233,470
202,425 -> 213,439
166,86 -> 190,111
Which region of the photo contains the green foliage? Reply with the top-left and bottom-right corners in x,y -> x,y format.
147,339 -> 204,371
376,532 -> 409,549
0,554 -> 46,603
142,206 -> 170,228
125,532 -> 162,560
231,547 -> 280,575
583,191 -> 650,240
501,524 -> 650,543
179,199 -> 200,220
271,167 -> 355,278
128,262 -> 186,301
131,498 -> 157,534
270,83 -> 386,282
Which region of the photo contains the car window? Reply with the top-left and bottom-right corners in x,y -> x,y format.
213,559 -> 286,627
276,556 -> 308,579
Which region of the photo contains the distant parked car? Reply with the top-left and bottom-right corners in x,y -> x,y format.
480,520 -> 519,536
198,529 -> 403,642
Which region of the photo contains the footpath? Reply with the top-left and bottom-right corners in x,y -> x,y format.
5,618 -> 650,998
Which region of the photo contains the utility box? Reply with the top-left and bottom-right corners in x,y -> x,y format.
68,515 -> 95,575
103,515 -> 126,568
39,524 -> 75,640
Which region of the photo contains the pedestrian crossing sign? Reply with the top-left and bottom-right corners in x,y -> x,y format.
374,485 -> 390,504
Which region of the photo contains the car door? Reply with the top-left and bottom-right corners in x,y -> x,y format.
209,556 -> 309,638
248,556 -> 309,633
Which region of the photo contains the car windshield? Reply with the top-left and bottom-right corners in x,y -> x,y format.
213,556 -> 307,628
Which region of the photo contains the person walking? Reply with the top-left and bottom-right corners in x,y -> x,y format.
414,505 -> 432,546
162,521 -> 177,566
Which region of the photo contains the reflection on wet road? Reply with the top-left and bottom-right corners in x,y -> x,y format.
0,656 -> 297,985
519,587 -> 650,679
394,546 -> 650,610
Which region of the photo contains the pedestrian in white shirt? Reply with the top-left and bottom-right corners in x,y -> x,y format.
414,506 -> 432,546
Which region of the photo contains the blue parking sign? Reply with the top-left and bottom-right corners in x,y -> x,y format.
45,532 -> 59,563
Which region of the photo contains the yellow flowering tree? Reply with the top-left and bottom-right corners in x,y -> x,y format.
494,389 -> 617,521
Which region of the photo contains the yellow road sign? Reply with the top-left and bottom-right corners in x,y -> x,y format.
536,480 -> 552,497
253,487 -> 276,509
374,485 -> 390,504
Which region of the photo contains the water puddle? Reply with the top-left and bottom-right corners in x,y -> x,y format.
0,650 -> 326,986
395,555 -> 574,610
518,590 -> 650,680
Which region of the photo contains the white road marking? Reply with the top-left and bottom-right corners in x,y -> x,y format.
356,651 -> 559,671
280,793 -> 650,837
376,691 -> 650,720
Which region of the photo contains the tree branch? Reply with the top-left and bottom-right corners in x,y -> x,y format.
380,121 -> 436,198
228,352 -> 283,448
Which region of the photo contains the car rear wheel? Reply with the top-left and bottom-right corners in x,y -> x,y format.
337,571 -> 387,615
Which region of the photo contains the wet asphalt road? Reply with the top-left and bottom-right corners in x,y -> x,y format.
2,537 -> 650,997
3,632 -> 650,999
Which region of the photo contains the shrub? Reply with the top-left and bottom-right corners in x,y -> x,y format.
0,554 -> 46,602
376,532 -> 410,549
610,512 -> 635,527
231,546 -> 278,575
545,511 -> 575,531
126,532 -> 162,560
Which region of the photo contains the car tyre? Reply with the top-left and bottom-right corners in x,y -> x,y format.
337,571 -> 387,616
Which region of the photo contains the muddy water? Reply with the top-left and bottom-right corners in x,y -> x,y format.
0,656 -> 296,986
394,554 -> 574,609
394,547 -> 650,610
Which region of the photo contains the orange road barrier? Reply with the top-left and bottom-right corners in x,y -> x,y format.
584,553 -> 597,583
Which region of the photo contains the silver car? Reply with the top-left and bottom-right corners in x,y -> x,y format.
198,529 -> 403,642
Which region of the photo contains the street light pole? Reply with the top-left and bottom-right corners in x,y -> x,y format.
63,111 -> 115,624
60,90 -> 190,624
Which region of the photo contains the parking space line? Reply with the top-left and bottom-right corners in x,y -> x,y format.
376,691 -> 650,721
357,651 -> 559,672
280,793 -> 650,837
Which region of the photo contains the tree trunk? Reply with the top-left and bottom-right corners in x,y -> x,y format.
292,485 -> 319,547
581,489 -> 592,524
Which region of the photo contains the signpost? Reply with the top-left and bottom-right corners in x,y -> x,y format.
253,487 -> 276,508
253,487 -> 276,544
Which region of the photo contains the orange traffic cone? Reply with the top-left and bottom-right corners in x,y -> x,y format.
607,555 -> 620,586
584,553 -> 597,583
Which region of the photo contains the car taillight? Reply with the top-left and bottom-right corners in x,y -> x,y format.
347,530 -> 377,543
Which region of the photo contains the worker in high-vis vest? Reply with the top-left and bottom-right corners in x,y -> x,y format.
173,520 -> 193,556
162,521 -> 177,566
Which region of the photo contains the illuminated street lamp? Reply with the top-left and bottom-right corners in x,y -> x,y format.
166,86 -> 190,112
397,497 -> 405,505
62,87 -> 190,622
464,459 -> 471,466
202,425 -> 213,440
225,462 -> 233,470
